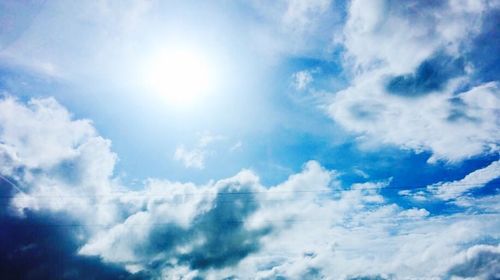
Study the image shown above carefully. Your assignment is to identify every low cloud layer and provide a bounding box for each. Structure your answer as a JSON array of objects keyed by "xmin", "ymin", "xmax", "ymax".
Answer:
[{"xmin": 0, "ymin": 97, "xmax": 499, "ymax": 279}]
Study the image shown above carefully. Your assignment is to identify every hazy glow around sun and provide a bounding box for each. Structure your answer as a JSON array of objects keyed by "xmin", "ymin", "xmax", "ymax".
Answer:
[{"xmin": 143, "ymin": 48, "xmax": 218, "ymax": 107}]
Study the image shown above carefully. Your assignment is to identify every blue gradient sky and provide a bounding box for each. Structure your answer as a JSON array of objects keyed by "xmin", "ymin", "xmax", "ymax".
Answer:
[{"xmin": 0, "ymin": 1, "xmax": 499, "ymax": 279}]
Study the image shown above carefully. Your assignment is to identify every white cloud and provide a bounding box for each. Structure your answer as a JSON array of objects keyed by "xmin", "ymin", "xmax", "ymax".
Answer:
[
  {"xmin": 0, "ymin": 96, "xmax": 120, "ymax": 226},
  {"xmin": 454, "ymin": 194, "xmax": 500, "ymax": 213},
  {"xmin": 173, "ymin": 145, "xmax": 206, "ymax": 169},
  {"xmin": 212, "ymin": 164, "xmax": 498, "ymax": 279},
  {"xmin": 248, "ymin": 0, "xmax": 339, "ymax": 58},
  {"xmin": 0, "ymin": 97, "xmax": 97, "ymax": 170},
  {"xmin": 399, "ymin": 159, "xmax": 500, "ymax": 203},
  {"xmin": 0, "ymin": 52, "xmax": 62, "ymax": 79},
  {"xmin": 1, "ymin": 96, "xmax": 499, "ymax": 279},
  {"xmin": 281, "ymin": 0, "xmax": 332, "ymax": 34},
  {"xmin": 291, "ymin": 69, "xmax": 315, "ymax": 91},
  {"xmin": 173, "ymin": 132, "xmax": 223, "ymax": 169},
  {"xmin": 343, "ymin": 0, "xmax": 488, "ymax": 74},
  {"xmin": 1, "ymin": 1, "xmax": 498, "ymax": 278},
  {"xmin": 428, "ymin": 159, "xmax": 500, "ymax": 200},
  {"xmin": 230, "ymin": 140, "xmax": 243, "ymax": 152},
  {"xmin": 352, "ymin": 168, "xmax": 370, "ymax": 179},
  {"xmin": 329, "ymin": 78, "xmax": 500, "ymax": 163},
  {"xmin": 447, "ymin": 244, "xmax": 500, "ymax": 279},
  {"xmin": 327, "ymin": 0, "xmax": 500, "ymax": 162}
]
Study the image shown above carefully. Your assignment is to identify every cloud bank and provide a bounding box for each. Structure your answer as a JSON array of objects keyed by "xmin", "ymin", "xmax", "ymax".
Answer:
[{"xmin": 1, "ymin": 96, "xmax": 499, "ymax": 279}]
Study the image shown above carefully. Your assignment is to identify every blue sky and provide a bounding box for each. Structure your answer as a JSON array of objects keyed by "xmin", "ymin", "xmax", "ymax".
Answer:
[{"xmin": 0, "ymin": 0, "xmax": 499, "ymax": 279}]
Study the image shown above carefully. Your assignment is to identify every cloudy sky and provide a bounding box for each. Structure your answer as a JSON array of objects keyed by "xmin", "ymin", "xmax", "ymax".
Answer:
[{"xmin": 0, "ymin": 0, "xmax": 499, "ymax": 279}]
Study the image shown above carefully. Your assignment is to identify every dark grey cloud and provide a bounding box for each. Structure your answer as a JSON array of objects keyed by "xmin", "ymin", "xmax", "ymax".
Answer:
[
  {"xmin": 386, "ymin": 53, "xmax": 465, "ymax": 96},
  {"xmin": 0, "ymin": 179, "xmax": 139, "ymax": 280},
  {"xmin": 386, "ymin": 9, "xmax": 499, "ymax": 99},
  {"xmin": 178, "ymin": 186, "xmax": 271, "ymax": 270},
  {"xmin": 260, "ymin": 268, "xmax": 325, "ymax": 280},
  {"xmin": 114, "ymin": 183, "xmax": 272, "ymax": 274},
  {"xmin": 349, "ymin": 103, "xmax": 385, "ymax": 121},
  {"xmin": 446, "ymin": 96, "xmax": 480, "ymax": 123},
  {"xmin": 447, "ymin": 247, "xmax": 500, "ymax": 280},
  {"xmin": 300, "ymin": 267, "xmax": 325, "ymax": 279},
  {"xmin": 467, "ymin": 9, "xmax": 500, "ymax": 84}
]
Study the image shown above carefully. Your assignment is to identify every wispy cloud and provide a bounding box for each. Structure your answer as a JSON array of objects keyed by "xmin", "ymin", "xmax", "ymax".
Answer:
[
  {"xmin": 229, "ymin": 140, "xmax": 243, "ymax": 152},
  {"xmin": 398, "ymin": 159, "xmax": 500, "ymax": 203},
  {"xmin": 174, "ymin": 145, "xmax": 207, "ymax": 169},
  {"xmin": 428, "ymin": 160, "xmax": 500, "ymax": 200},
  {"xmin": 173, "ymin": 132, "xmax": 224, "ymax": 169},
  {"xmin": 291, "ymin": 69, "xmax": 315, "ymax": 91}
]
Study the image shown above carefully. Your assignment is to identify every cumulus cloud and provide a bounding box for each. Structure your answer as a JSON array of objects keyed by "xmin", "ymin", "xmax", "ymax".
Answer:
[
  {"xmin": 0, "ymin": 204, "xmax": 135, "ymax": 279},
  {"xmin": 330, "ymin": 79, "xmax": 499, "ymax": 162},
  {"xmin": 0, "ymin": 97, "xmax": 98, "ymax": 170},
  {"xmin": 0, "ymin": 97, "xmax": 121, "ymax": 227},
  {"xmin": 2, "ymin": 1, "xmax": 499, "ymax": 278},
  {"xmin": 327, "ymin": 0, "xmax": 500, "ymax": 162},
  {"xmin": 342, "ymin": 0, "xmax": 488, "ymax": 73},
  {"xmin": 79, "ymin": 170, "xmax": 270, "ymax": 273},
  {"xmin": 446, "ymin": 245, "xmax": 500, "ymax": 279},
  {"xmin": 0, "ymin": 97, "xmax": 135, "ymax": 279},
  {"xmin": 1, "ymin": 97, "xmax": 499, "ymax": 278}
]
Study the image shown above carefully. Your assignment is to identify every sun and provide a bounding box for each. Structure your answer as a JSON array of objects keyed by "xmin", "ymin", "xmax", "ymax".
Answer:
[{"xmin": 143, "ymin": 48, "xmax": 217, "ymax": 107}]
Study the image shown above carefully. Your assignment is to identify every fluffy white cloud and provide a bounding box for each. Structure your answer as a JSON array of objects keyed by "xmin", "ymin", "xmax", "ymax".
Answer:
[
  {"xmin": 329, "ymin": 78, "xmax": 500, "ymax": 162},
  {"xmin": 327, "ymin": 0, "xmax": 500, "ymax": 162},
  {"xmin": 343, "ymin": 0, "xmax": 489, "ymax": 73},
  {"xmin": 1, "ymin": 97, "xmax": 499, "ymax": 279},
  {"xmin": 447, "ymin": 244, "xmax": 500, "ymax": 279},
  {"xmin": 0, "ymin": 96, "xmax": 120, "ymax": 226},
  {"xmin": 0, "ymin": 97, "xmax": 97, "ymax": 170},
  {"xmin": 80, "ymin": 170, "xmax": 264, "ymax": 273}
]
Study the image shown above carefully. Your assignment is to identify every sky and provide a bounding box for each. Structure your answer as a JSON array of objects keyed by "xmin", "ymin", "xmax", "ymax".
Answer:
[{"xmin": 0, "ymin": 0, "xmax": 499, "ymax": 279}]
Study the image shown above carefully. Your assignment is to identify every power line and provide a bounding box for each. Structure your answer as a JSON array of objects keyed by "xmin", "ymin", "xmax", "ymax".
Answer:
[
  {"xmin": 2, "ymin": 177, "xmax": 498, "ymax": 227},
  {"xmin": 2, "ymin": 212, "xmax": 499, "ymax": 227},
  {"xmin": 0, "ymin": 174, "xmax": 25, "ymax": 193},
  {"xmin": 0, "ymin": 182, "xmax": 497, "ymax": 199}
]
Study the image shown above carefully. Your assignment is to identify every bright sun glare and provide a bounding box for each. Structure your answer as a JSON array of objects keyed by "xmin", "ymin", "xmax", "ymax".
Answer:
[{"xmin": 143, "ymin": 48, "xmax": 217, "ymax": 106}]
